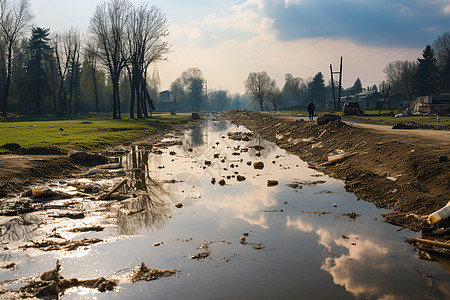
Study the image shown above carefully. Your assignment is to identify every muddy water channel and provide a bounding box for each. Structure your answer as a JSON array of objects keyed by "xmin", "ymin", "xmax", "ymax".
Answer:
[{"xmin": 1, "ymin": 115, "xmax": 450, "ymax": 299}]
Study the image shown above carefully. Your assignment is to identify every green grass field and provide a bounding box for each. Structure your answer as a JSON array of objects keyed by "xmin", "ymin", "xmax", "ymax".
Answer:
[{"xmin": 0, "ymin": 114, "xmax": 191, "ymax": 152}]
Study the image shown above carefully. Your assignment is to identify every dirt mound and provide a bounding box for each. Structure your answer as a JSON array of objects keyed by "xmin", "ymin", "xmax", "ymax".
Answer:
[{"xmin": 223, "ymin": 111, "xmax": 449, "ymax": 231}]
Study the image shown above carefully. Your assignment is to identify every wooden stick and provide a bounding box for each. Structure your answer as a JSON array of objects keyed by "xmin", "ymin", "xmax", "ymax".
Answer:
[
  {"xmin": 99, "ymin": 179, "xmax": 127, "ymax": 200},
  {"xmin": 408, "ymin": 238, "xmax": 450, "ymax": 250}
]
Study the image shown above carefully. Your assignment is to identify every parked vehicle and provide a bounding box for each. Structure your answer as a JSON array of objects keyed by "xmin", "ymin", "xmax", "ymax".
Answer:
[{"xmin": 342, "ymin": 101, "xmax": 364, "ymax": 116}]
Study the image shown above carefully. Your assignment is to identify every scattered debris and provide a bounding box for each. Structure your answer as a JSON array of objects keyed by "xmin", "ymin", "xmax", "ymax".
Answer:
[
  {"xmin": 1, "ymin": 262, "xmax": 15, "ymax": 269},
  {"xmin": 328, "ymin": 151, "xmax": 346, "ymax": 163},
  {"xmin": 191, "ymin": 113, "xmax": 201, "ymax": 120},
  {"xmin": 250, "ymin": 145, "xmax": 264, "ymax": 151},
  {"xmin": 22, "ymin": 189, "xmax": 71, "ymax": 199},
  {"xmin": 267, "ymin": 180, "xmax": 278, "ymax": 187},
  {"xmin": 69, "ymin": 226, "xmax": 104, "ymax": 233},
  {"xmin": 321, "ymin": 151, "xmax": 358, "ymax": 166},
  {"xmin": 392, "ymin": 122, "xmax": 436, "ymax": 130},
  {"xmin": 410, "ymin": 182, "xmax": 429, "ymax": 193},
  {"xmin": 153, "ymin": 140, "xmax": 183, "ymax": 148},
  {"xmin": 317, "ymin": 114, "xmax": 341, "ymax": 125},
  {"xmin": 439, "ymin": 155, "xmax": 448, "ymax": 162},
  {"xmin": 68, "ymin": 150, "xmax": 108, "ymax": 165},
  {"xmin": 237, "ymin": 175, "xmax": 246, "ymax": 182},
  {"xmin": 227, "ymin": 132, "xmax": 253, "ymax": 141},
  {"xmin": 51, "ymin": 212, "xmax": 85, "ymax": 219},
  {"xmin": 253, "ymin": 162, "xmax": 264, "ymax": 169},
  {"xmin": 252, "ymin": 242, "xmax": 265, "ymax": 250},
  {"xmin": 99, "ymin": 179, "xmax": 128, "ymax": 200},
  {"xmin": 302, "ymin": 211, "xmax": 331, "ymax": 216},
  {"xmin": 343, "ymin": 212, "xmax": 360, "ymax": 220},
  {"xmin": 130, "ymin": 262, "xmax": 177, "ymax": 282},
  {"xmin": 20, "ymin": 238, "xmax": 102, "ymax": 251},
  {"xmin": 427, "ymin": 201, "xmax": 450, "ymax": 225},
  {"xmin": 18, "ymin": 260, "xmax": 118, "ymax": 298}
]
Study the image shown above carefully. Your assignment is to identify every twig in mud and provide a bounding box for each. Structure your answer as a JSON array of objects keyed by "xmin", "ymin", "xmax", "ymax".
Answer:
[
  {"xmin": 99, "ymin": 178, "xmax": 127, "ymax": 200},
  {"xmin": 7, "ymin": 182, "xmax": 22, "ymax": 193}
]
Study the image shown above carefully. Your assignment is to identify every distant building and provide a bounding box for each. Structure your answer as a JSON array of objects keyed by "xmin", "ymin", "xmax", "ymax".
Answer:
[
  {"xmin": 354, "ymin": 90, "xmax": 383, "ymax": 109},
  {"xmin": 411, "ymin": 94, "xmax": 450, "ymax": 114},
  {"xmin": 157, "ymin": 90, "xmax": 174, "ymax": 112},
  {"xmin": 377, "ymin": 92, "xmax": 408, "ymax": 110},
  {"xmin": 338, "ymin": 90, "xmax": 382, "ymax": 109}
]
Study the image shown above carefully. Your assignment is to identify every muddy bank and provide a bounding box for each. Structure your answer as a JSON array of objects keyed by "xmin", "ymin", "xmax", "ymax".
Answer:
[
  {"xmin": 0, "ymin": 118, "xmax": 196, "ymax": 198},
  {"xmin": 222, "ymin": 111, "xmax": 449, "ymax": 231}
]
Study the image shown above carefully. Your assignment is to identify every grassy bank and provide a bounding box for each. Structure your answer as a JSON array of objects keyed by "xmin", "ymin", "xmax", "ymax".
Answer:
[
  {"xmin": 349, "ymin": 110, "xmax": 450, "ymax": 126},
  {"xmin": 284, "ymin": 109, "xmax": 449, "ymax": 126},
  {"xmin": 0, "ymin": 114, "xmax": 191, "ymax": 152}
]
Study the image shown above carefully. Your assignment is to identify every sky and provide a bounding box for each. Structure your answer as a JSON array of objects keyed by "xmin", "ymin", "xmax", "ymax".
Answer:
[{"xmin": 28, "ymin": 0, "xmax": 450, "ymax": 94}]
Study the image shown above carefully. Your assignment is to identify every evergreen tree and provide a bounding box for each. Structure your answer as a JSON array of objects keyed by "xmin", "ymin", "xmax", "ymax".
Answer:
[
  {"xmin": 415, "ymin": 45, "xmax": 438, "ymax": 96},
  {"xmin": 27, "ymin": 27, "xmax": 52, "ymax": 114},
  {"xmin": 351, "ymin": 78, "xmax": 363, "ymax": 94},
  {"xmin": 308, "ymin": 72, "xmax": 325, "ymax": 108}
]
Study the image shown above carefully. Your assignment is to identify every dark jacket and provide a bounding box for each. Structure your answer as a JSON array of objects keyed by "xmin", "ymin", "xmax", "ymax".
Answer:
[{"xmin": 307, "ymin": 103, "xmax": 315, "ymax": 112}]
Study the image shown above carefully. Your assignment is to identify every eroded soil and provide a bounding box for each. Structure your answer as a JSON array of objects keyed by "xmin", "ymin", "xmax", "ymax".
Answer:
[{"xmin": 222, "ymin": 111, "xmax": 450, "ymax": 231}]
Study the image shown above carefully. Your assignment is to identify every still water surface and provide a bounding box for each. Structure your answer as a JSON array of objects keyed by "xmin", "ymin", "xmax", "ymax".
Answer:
[{"xmin": 1, "ymin": 116, "xmax": 449, "ymax": 299}]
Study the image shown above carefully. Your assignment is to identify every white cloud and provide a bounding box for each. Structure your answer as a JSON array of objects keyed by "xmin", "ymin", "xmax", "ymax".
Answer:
[{"xmin": 443, "ymin": 4, "xmax": 450, "ymax": 14}]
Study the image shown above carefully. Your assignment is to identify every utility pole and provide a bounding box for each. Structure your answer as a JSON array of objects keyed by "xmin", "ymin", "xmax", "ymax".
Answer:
[
  {"xmin": 205, "ymin": 80, "xmax": 208, "ymax": 111},
  {"xmin": 338, "ymin": 56, "xmax": 343, "ymax": 110},
  {"xmin": 330, "ymin": 64, "xmax": 336, "ymax": 110},
  {"xmin": 330, "ymin": 56, "xmax": 343, "ymax": 110}
]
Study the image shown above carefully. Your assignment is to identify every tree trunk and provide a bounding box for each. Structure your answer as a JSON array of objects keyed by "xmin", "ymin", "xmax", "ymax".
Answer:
[
  {"xmin": 92, "ymin": 64, "xmax": 99, "ymax": 113},
  {"xmin": 2, "ymin": 45, "xmax": 13, "ymax": 117}
]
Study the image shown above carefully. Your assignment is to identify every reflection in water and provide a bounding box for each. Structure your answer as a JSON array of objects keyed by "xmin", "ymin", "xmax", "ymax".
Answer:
[
  {"xmin": 115, "ymin": 146, "xmax": 171, "ymax": 235},
  {"xmin": 185, "ymin": 125, "xmax": 205, "ymax": 150},
  {"xmin": 248, "ymin": 134, "xmax": 277, "ymax": 159},
  {"xmin": 287, "ymin": 215, "xmax": 450, "ymax": 299}
]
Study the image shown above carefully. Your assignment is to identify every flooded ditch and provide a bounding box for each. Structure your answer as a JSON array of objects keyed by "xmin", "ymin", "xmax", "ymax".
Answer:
[{"xmin": 1, "ymin": 115, "xmax": 449, "ymax": 299}]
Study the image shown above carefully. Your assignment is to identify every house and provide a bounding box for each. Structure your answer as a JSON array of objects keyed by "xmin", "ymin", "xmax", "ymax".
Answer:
[
  {"xmin": 354, "ymin": 90, "xmax": 383, "ymax": 109},
  {"xmin": 156, "ymin": 90, "xmax": 174, "ymax": 112},
  {"xmin": 338, "ymin": 90, "xmax": 382, "ymax": 109},
  {"xmin": 411, "ymin": 94, "xmax": 450, "ymax": 114},
  {"xmin": 377, "ymin": 92, "xmax": 408, "ymax": 110}
]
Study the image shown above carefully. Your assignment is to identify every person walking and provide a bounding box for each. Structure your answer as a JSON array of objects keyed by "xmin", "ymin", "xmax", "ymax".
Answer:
[{"xmin": 307, "ymin": 100, "xmax": 315, "ymax": 121}]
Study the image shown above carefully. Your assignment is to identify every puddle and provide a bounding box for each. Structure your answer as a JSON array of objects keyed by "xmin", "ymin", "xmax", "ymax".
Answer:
[{"xmin": 1, "ymin": 115, "xmax": 449, "ymax": 299}]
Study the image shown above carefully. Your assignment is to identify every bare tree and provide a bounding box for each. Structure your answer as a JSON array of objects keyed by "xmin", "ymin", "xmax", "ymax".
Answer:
[
  {"xmin": 244, "ymin": 71, "xmax": 278, "ymax": 110},
  {"xmin": 85, "ymin": 42, "xmax": 100, "ymax": 113},
  {"xmin": 89, "ymin": 0, "xmax": 131, "ymax": 119},
  {"xmin": 52, "ymin": 30, "xmax": 80, "ymax": 114},
  {"xmin": 433, "ymin": 32, "xmax": 450, "ymax": 67},
  {"xmin": 0, "ymin": 0, "xmax": 32, "ymax": 116},
  {"xmin": 125, "ymin": 3, "xmax": 169, "ymax": 118},
  {"xmin": 432, "ymin": 32, "xmax": 450, "ymax": 92},
  {"xmin": 383, "ymin": 60, "xmax": 417, "ymax": 101},
  {"xmin": 66, "ymin": 29, "xmax": 81, "ymax": 114}
]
